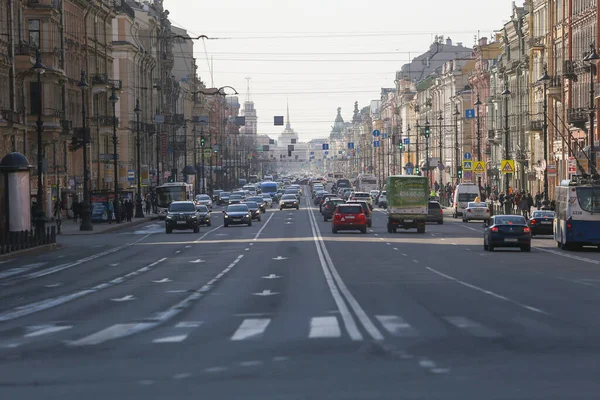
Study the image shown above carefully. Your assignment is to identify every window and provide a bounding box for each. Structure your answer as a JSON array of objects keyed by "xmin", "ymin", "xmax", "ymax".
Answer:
[
  {"xmin": 30, "ymin": 82, "xmax": 41, "ymax": 115},
  {"xmin": 28, "ymin": 19, "xmax": 40, "ymax": 49}
]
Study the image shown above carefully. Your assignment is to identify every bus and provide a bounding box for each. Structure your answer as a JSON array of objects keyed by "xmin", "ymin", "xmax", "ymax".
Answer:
[
  {"xmin": 356, "ymin": 174, "xmax": 378, "ymax": 192},
  {"xmin": 156, "ymin": 182, "xmax": 193, "ymax": 219},
  {"xmin": 260, "ymin": 181, "xmax": 278, "ymax": 199},
  {"xmin": 248, "ymin": 175, "xmax": 259, "ymax": 184},
  {"xmin": 554, "ymin": 177, "xmax": 600, "ymax": 250}
]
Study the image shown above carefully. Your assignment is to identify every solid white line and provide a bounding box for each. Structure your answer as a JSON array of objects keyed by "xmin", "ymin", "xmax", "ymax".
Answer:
[
  {"xmin": 426, "ymin": 267, "xmax": 550, "ymax": 315},
  {"xmin": 444, "ymin": 316, "xmax": 501, "ymax": 338},
  {"xmin": 194, "ymin": 225, "xmax": 223, "ymax": 242},
  {"xmin": 24, "ymin": 325, "xmax": 72, "ymax": 338},
  {"xmin": 70, "ymin": 323, "xmax": 155, "ymax": 346},
  {"xmin": 175, "ymin": 321, "xmax": 203, "ymax": 328},
  {"xmin": 307, "ymin": 194, "xmax": 384, "ymax": 341},
  {"xmin": 308, "ymin": 316, "xmax": 341, "ymax": 338},
  {"xmin": 231, "ymin": 318, "xmax": 271, "ymax": 341},
  {"xmin": 375, "ymin": 315, "xmax": 418, "ymax": 337},
  {"xmin": 253, "ymin": 212, "xmax": 275, "ymax": 241},
  {"xmin": 0, "ymin": 263, "xmax": 47, "ymax": 280},
  {"xmin": 153, "ymin": 334, "xmax": 188, "ymax": 343},
  {"xmin": 535, "ymin": 247, "xmax": 600, "ymax": 265}
]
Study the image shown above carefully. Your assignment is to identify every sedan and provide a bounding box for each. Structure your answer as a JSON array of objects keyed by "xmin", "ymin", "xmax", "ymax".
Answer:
[
  {"xmin": 194, "ymin": 194, "xmax": 213, "ymax": 211},
  {"xmin": 262, "ymin": 194, "xmax": 274, "ymax": 207},
  {"xmin": 346, "ymin": 200, "xmax": 372, "ymax": 228},
  {"xmin": 242, "ymin": 201, "xmax": 262, "ymax": 221},
  {"xmin": 313, "ymin": 191, "xmax": 329, "ymax": 206},
  {"xmin": 322, "ymin": 198, "xmax": 345, "ymax": 221},
  {"xmin": 528, "ymin": 210, "xmax": 555, "ymax": 236},
  {"xmin": 223, "ymin": 204, "xmax": 252, "ymax": 227},
  {"xmin": 247, "ymin": 196, "xmax": 267, "ymax": 213},
  {"xmin": 463, "ymin": 202, "xmax": 490, "ymax": 222},
  {"xmin": 484, "ymin": 215, "xmax": 531, "ymax": 252},
  {"xmin": 280, "ymin": 194, "xmax": 300, "ymax": 210},
  {"xmin": 218, "ymin": 192, "xmax": 231, "ymax": 205},
  {"xmin": 331, "ymin": 204, "xmax": 368, "ymax": 234},
  {"xmin": 228, "ymin": 194, "xmax": 244, "ymax": 205},
  {"xmin": 195, "ymin": 204, "xmax": 212, "ymax": 226}
]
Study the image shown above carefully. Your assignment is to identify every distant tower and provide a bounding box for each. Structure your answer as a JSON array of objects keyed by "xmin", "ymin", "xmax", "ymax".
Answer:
[
  {"xmin": 245, "ymin": 76, "xmax": 251, "ymax": 102},
  {"xmin": 285, "ymin": 99, "xmax": 291, "ymax": 131},
  {"xmin": 242, "ymin": 76, "xmax": 257, "ymax": 135}
]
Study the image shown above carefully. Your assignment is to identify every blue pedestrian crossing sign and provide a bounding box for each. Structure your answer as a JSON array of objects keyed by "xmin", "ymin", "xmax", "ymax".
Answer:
[
  {"xmin": 322, "ymin": 143, "xmax": 329, "ymax": 150},
  {"xmin": 373, "ymin": 141, "xmax": 380, "ymax": 147},
  {"xmin": 348, "ymin": 142, "xmax": 354, "ymax": 149},
  {"xmin": 463, "ymin": 161, "xmax": 473, "ymax": 171},
  {"xmin": 382, "ymin": 133, "xmax": 388, "ymax": 139},
  {"xmin": 465, "ymin": 109, "xmax": 475, "ymax": 119},
  {"xmin": 463, "ymin": 152, "xmax": 472, "ymax": 160},
  {"xmin": 372, "ymin": 129, "xmax": 381, "ymax": 137},
  {"xmin": 403, "ymin": 138, "xmax": 410, "ymax": 145}
]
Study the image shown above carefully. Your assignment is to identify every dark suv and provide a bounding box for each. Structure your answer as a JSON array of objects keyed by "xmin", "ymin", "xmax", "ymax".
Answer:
[
  {"xmin": 165, "ymin": 201, "xmax": 200, "ymax": 233},
  {"xmin": 427, "ymin": 201, "xmax": 443, "ymax": 224}
]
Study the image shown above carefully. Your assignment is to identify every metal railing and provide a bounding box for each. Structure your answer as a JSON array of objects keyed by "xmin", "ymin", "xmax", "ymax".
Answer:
[{"xmin": 0, "ymin": 227, "xmax": 56, "ymax": 255}]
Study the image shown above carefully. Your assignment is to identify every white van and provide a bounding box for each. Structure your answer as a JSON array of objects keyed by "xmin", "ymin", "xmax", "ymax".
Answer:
[{"xmin": 452, "ymin": 183, "xmax": 480, "ymax": 217}]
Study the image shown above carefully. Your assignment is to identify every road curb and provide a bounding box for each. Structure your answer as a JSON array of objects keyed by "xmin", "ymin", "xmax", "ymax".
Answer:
[
  {"xmin": 59, "ymin": 216, "xmax": 159, "ymax": 236},
  {"xmin": 0, "ymin": 243, "xmax": 61, "ymax": 261}
]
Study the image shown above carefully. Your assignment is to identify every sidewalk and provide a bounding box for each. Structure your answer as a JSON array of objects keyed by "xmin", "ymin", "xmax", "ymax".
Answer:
[{"xmin": 54, "ymin": 214, "xmax": 159, "ymax": 235}]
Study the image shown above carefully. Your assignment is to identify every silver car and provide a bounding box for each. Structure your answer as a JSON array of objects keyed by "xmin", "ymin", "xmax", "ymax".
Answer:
[
  {"xmin": 463, "ymin": 202, "xmax": 491, "ymax": 222},
  {"xmin": 195, "ymin": 194, "xmax": 213, "ymax": 211}
]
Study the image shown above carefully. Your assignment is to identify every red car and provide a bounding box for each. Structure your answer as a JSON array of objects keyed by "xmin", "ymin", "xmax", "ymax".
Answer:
[{"xmin": 331, "ymin": 204, "xmax": 368, "ymax": 234}]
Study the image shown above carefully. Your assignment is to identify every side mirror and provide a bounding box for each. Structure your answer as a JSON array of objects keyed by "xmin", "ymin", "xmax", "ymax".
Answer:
[{"xmin": 222, "ymin": 210, "xmax": 226, "ymax": 213}]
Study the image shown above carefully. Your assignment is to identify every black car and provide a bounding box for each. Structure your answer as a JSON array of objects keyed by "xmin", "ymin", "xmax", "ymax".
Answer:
[
  {"xmin": 280, "ymin": 194, "xmax": 300, "ymax": 210},
  {"xmin": 165, "ymin": 201, "xmax": 201, "ymax": 234},
  {"xmin": 243, "ymin": 201, "xmax": 262, "ymax": 221},
  {"xmin": 427, "ymin": 201, "xmax": 443, "ymax": 224},
  {"xmin": 528, "ymin": 210, "xmax": 554, "ymax": 235},
  {"xmin": 195, "ymin": 204, "xmax": 212, "ymax": 226},
  {"xmin": 212, "ymin": 190, "xmax": 224, "ymax": 203},
  {"xmin": 228, "ymin": 194, "xmax": 243, "ymax": 205},
  {"xmin": 322, "ymin": 198, "xmax": 345, "ymax": 221},
  {"xmin": 223, "ymin": 204, "xmax": 252, "ymax": 227},
  {"xmin": 218, "ymin": 192, "xmax": 231, "ymax": 205},
  {"xmin": 484, "ymin": 215, "xmax": 531, "ymax": 252},
  {"xmin": 247, "ymin": 196, "xmax": 267, "ymax": 213}
]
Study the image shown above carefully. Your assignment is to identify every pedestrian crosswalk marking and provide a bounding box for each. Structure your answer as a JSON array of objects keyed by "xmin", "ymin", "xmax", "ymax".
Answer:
[
  {"xmin": 308, "ymin": 317, "xmax": 341, "ymax": 338},
  {"xmin": 375, "ymin": 315, "xmax": 418, "ymax": 337},
  {"xmin": 444, "ymin": 316, "xmax": 500, "ymax": 338},
  {"xmin": 153, "ymin": 335, "xmax": 188, "ymax": 343},
  {"xmin": 231, "ymin": 318, "xmax": 271, "ymax": 341}
]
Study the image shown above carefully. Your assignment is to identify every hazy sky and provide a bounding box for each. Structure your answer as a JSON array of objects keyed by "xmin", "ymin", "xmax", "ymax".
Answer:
[{"xmin": 164, "ymin": 0, "xmax": 519, "ymax": 141}]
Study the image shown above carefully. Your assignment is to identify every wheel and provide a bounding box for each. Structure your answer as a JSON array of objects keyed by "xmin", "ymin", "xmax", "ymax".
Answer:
[
  {"xmin": 280, "ymin": 207, "xmax": 283, "ymax": 211},
  {"xmin": 462, "ymin": 218, "xmax": 467, "ymax": 223},
  {"xmin": 488, "ymin": 244, "xmax": 494, "ymax": 252},
  {"xmin": 224, "ymin": 223, "xmax": 228, "ymax": 227},
  {"xmin": 208, "ymin": 221, "xmax": 212, "ymax": 227},
  {"xmin": 248, "ymin": 221, "xmax": 252, "ymax": 226},
  {"xmin": 166, "ymin": 228, "xmax": 172, "ymax": 234},
  {"xmin": 561, "ymin": 241, "xmax": 571, "ymax": 251},
  {"xmin": 367, "ymin": 221, "xmax": 372, "ymax": 228},
  {"xmin": 296, "ymin": 206, "xmax": 299, "ymax": 210},
  {"xmin": 258, "ymin": 216, "xmax": 261, "ymax": 221},
  {"xmin": 483, "ymin": 241, "xmax": 488, "ymax": 251},
  {"xmin": 193, "ymin": 226, "xmax": 200, "ymax": 233},
  {"xmin": 360, "ymin": 227, "xmax": 367, "ymax": 234},
  {"xmin": 521, "ymin": 245, "xmax": 531, "ymax": 252},
  {"xmin": 332, "ymin": 226, "xmax": 338, "ymax": 234}
]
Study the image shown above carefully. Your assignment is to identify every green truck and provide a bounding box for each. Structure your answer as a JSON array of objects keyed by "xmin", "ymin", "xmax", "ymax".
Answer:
[{"xmin": 386, "ymin": 175, "xmax": 429, "ymax": 233}]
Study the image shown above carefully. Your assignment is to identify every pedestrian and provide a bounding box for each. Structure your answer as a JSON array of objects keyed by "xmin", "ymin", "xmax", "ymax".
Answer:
[
  {"xmin": 113, "ymin": 197, "xmax": 121, "ymax": 223},
  {"xmin": 72, "ymin": 199, "xmax": 80, "ymax": 222},
  {"xmin": 107, "ymin": 199, "xmax": 114, "ymax": 224},
  {"xmin": 519, "ymin": 195, "xmax": 529, "ymax": 219},
  {"xmin": 145, "ymin": 197, "xmax": 151, "ymax": 214},
  {"xmin": 53, "ymin": 199, "xmax": 62, "ymax": 220},
  {"xmin": 126, "ymin": 200, "xmax": 134, "ymax": 222},
  {"xmin": 120, "ymin": 199, "xmax": 127, "ymax": 222},
  {"xmin": 526, "ymin": 193, "xmax": 534, "ymax": 215}
]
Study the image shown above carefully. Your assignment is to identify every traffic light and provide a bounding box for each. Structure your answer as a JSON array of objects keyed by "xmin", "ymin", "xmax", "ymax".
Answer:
[
  {"xmin": 398, "ymin": 142, "xmax": 403, "ymax": 150},
  {"xmin": 200, "ymin": 137, "xmax": 205, "ymax": 147},
  {"xmin": 415, "ymin": 166, "xmax": 420, "ymax": 175},
  {"xmin": 457, "ymin": 166, "xmax": 463, "ymax": 179},
  {"xmin": 424, "ymin": 122, "xmax": 430, "ymax": 138}
]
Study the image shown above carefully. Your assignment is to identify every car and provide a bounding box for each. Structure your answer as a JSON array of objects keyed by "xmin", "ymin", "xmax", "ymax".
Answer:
[
  {"xmin": 528, "ymin": 210, "xmax": 555, "ymax": 236},
  {"xmin": 284, "ymin": 188, "xmax": 300, "ymax": 200},
  {"xmin": 262, "ymin": 193, "xmax": 274, "ymax": 207},
  {"xmin": 212, "ymin": 190, "xmax": 224, "ymax": 203},
  {"xmin": 223, "ymin": 204, "xmax": 252, "ymax": 227},
  {"xmin": 280, "ymin": 194, "xmax": 300, "ymax": 210},
  {"xmin": 320, "ymin": 194, "xmax": 337, "ymax": 213},
  {"xmin": 377, "ymin": 191, "xmax": 387, "ymax": 208},
  {"xmin": 232, "ymin": 190, "xmax": 247, "ymax": 200},
  {"xmin": 483, "ymin": 215, "xmax": 531, "ymax": 252},
  {"xmin": 228, "ymin": 194, "xmax": 244, "ymax": 205},
  {"xmin": 165, "ymin": 201, "xmax": 201, "ymax": 234},
  {"xmin": 247, "ymin": 196, "xmax": 267, "ymax": 213},
  {"xmin": 427, "ymin": 201, "xmax": 444, "ymax": 224},
  {"xmin": 322, "ymin": 198, "xmax": 346, "ymax": 221},
  {"xmin": 288, "ymin": 184, "xmax": 302, "ymax": 195},
  {"xmin": 347, "ymin": 200, "xmax": 373, "ymax": 228},
  {"xmin": 349, "ymin": 192, "xmax": 373, "ymax": 206},
  {"xmin": 463, "ymin": 202, "xmax": 491, "ymax": 222},
  {"xmin": 194, "ymin": 194, "xmax": 213, "ymax": 211},
  {"xmin": 369, "ymin": 190, "xmax": 380, "ymax": 200},
  {"xmin": 331, "ymin": 203, "xmax": 368, "ymax": 234},
  {"xmin": 313, "ymin": 191, "xmax": 329, "ymax": 206},
  {"xmin": 195, "ymin": 204, "xmax": 212, "ymax": 226},
  {"xmin": 242, "ymin": 201, "xmax": 262, "ymax": 221},
  {"xmin": 218, "ymin": 191, "xmax": 231, "ymax": 205},
  {"xmin": 341, "ymin": 189, "xmax": 353, "ymax": 200}
]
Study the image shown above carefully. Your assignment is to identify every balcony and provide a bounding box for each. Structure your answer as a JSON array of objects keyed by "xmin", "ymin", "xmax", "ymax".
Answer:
[
  {"xmin": 529, "ymin": 36, "xmax": 545, "ymax": 49},
  {"xmin": 14, "ymin": 42, "xmax": 36, "ymax": 70},
  {"xmin": 567, "ymin": 108, "xmax": 588, "ymax": 128},
  {"xmin": 91, "ymin": 115, "xmax": 118, "ymax": 127},
  {"xmin": 548, "ymin": 76, "xmax": 562, "ymax": 99},
  {"xmin": 528, "ymin": 119, "xmax": 543, "ymax": 132}
]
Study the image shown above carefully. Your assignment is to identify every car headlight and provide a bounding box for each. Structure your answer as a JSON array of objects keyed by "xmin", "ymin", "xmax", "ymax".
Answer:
[
  {"xmin": 224, "ymin": 215, "xmax": 229, "ymax": 218},
  {"xmin": 247, "ymin": 214, "xmax": 251, "ymax": 218},
  {"xmin": 166, "ymin": 215, "xmax": 173, "ymax": 220}
]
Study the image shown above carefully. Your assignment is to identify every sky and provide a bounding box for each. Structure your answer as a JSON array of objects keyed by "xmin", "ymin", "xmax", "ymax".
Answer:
[{"xmin": 164, "ymin": 0, "xmax": 519, "ymax": 142}]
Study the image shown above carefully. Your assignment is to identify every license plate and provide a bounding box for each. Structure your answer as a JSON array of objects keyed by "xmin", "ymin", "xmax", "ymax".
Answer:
[
  {"xmin": 504, "ymin": 238, "xmax": 518, "ymax": 242},
  {"xmin": 541, "ymin": 221, "xmax": 552, "ymax": 225},
  {"xmin": 404, "ymin": 220, "xmax": 413, "ymax": 223},
  {"xmin": 177, "ymin": 221, "xmax": 187, "ymax": 225},
  {"xmin": 233, "ymin": 218, "xmax": 241, "ymax": 221},
  {"xmin": 345, "ymin": 216, "xmax": 355, "ymax": 219}
]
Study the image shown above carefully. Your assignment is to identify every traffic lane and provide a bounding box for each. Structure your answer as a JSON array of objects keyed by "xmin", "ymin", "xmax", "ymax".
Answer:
[{"xmin": 0, "ymin": 219, "xmax": 262, "ymax": 351}]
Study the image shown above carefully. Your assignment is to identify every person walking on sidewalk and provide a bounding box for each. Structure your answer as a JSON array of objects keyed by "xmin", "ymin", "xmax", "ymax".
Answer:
[
  {"xmin": 113, "ymin": 197, "xmax": 121, "ymax": 223},
  {"xmin": 107, "ymin": 200, "xmax": 114, "ymax": 224},
  {"xmin": 125, "ymin": 200, "xmax": 134, "ymax": 222},
  {"xmin": 72, "ymin": 199, "xmax": 80, "ymax": 222},
  {"xmin": 145, "ymin": 197, "xmax": 151, "ymax": 215}
]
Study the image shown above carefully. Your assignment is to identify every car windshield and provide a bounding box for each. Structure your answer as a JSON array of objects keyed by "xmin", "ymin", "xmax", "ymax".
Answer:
[
  {"xmin": 230, "ymin": 195, "xmax": 242, "ymax": 199},
  {"xmin": 337, "ymin": 205, "xmax": 362, "ymax": 214},
  {"xmin": 196, "ymin": 195, "xmax": 210, "ymax": 201},
  {"xmin": 243, "ymin": 202, "xmax": 258, "ymax": 209},
  {"xmin": 282, "ymin": 195, "xmax": 297, "ymax": 200},
  {"xmin": 169, "ymin": 203, "xmax": 195, "ymax": 212},
  {"xmin": 494, "ymin": 216, "xmax": 526, "ymax": 225},
  {"xmin": 227, "ymin": 205, "xmax": 248, "ymax": 212},
  {"xmin": 249, "ymin": 197, "xmax": 263, "ymax": 202},
  {"xmin": 219, "ymin": 192, "xmax": 231, "ymax": 198},
  {"xmin": 532, "ymin": 211, "xmax": 554, "ymax": 218},
  {"xmin": 195, "ymin": 205, "xmax": 209, "ymax": 212},
  {"xmin": 468, "ymin": 202, "xmax": 487, "ymax": 208}
]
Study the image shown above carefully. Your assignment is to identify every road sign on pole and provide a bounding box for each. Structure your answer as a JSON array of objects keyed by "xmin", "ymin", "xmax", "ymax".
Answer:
[
  {"xmin": 462, "ymin": 161, "xmax": 473, "ymax": 171},
  {"xmin": 465, "ymin": 109, "xmax": 475, "ymax": 119},
  {"xmin": 403, "ymin": 138, "xmax": 410, "ymax": 145},
  {"xmin": 473, "ymin": 161, "xmax": 486, "ymax": 174},
  {"xmin": 463, "ymin": 152, "xmax": 472, "ymax": 160},
  {"xmin": 372, "ymin": 129, "xmax": 381, "ymax": 137},
  {"xmin": 501, "ymin": 160, "xmax": 515, "ymax": 174}
]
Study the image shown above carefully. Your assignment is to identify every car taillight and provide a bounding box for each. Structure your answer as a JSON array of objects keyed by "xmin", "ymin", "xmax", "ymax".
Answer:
[
  {"xmin": 530, "ymin": 219, "xmax": 536, "ymax": 225},
  {"xmin": 523, "ymin": 227, "xmax": 531, "ymax": 233},
  {"xmin": 467, "ymin": 209, "xmax": 471, "ymax": 213},
  {"xmin": 334, "ymin": 213, "xmax": 341, "ymax": 220},
  {"xmin": 491, "ymin": 227, "xmax": 499, "ymax": 232},
  {"xmin": 485, "ymin": 209, "xmax": 490, "ymax": 213},
  {"xmin": 358, "ymin": 213, "xmax": 366, "ymax": 222},
  {"xmin": 567, "ymin": 217, "xmax": 572, "ymax": 230}
]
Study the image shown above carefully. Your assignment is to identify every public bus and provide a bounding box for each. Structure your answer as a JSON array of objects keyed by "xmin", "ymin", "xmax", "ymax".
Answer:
[
  {"xmin": 554, "ymin": 177, "xmax": 600, "ymax": 250},
  {"xmin": 356, "ymin": 174, "xmax": 378, "ymax": 192},
  {"xmin": 248, "ymin": 175, "xmax": 259, "ymax": 184},
  {"xmin": 156, "ymin": 182, "xmax": 194, "ymax": 219}
]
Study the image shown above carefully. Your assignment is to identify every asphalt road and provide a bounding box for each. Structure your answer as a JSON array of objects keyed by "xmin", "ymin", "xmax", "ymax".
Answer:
[{"xmin": 1, "ymin": 189, "xmax": 600, "ymax": 399}]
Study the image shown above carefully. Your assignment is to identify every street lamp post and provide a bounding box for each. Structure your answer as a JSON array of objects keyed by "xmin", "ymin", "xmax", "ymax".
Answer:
[
  {"xmin": 78, "ymin": 70, "xmax": 93, "ymax": 231},
  {"xmin": 134, "ymin": 99, "xmax": 144, "ymax": 218},
  {"xmin": 109, "ymin": 88, "xmax": 120, "ymax": 223},
  {"xmin": 32, "ymin": 49, "xmax": 46, "ymax": 237},
  {"xmin": 538, "ymin": 65, "xmax": 551, "ymax": 206},
  {"xmin": 453, "ymin": 104, "xmax": 460, "ymax": 184},
  {"xmin": 424, "ymin": 119, "xmax": 430, "ymax": 185},
  {"xmin": 415, "ymin": 121, "xmax": 421, "ymax": 176},
  {"xmin": 438, "ymin": 111, "xmax": 444, "ymax": 193},
  {"xmin": 474, "ymin": 94, "xmax": 482, "ymax": 191},
  {"xmin": 584, "ymin": 43, "xmax": 600, "ymax": 175},
  {"xmin": 502, "ymin": 76, "xmax": 512, "ymax": 213}
]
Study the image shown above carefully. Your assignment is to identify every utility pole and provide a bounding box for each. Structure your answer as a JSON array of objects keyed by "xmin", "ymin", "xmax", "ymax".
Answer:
[
  {"xmin": 502, "ymin": 76, "xmax": 512, "ymax": 213},
  {"xmin": 453, "ymin": 104, "xmax": 461, "ymax": 184},
  {"xmin": 438, "ymin": 111, "xmax": 443, "ymax": 194},
  {"xmin": 475, "ymin": 94, "xmax": 482, "ymax": 191}
]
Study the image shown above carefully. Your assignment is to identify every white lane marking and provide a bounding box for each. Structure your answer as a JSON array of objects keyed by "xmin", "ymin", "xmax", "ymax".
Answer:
[
  {"xmin": 272, "ymin": 256, "xmax": 287, "ymax": 260},
  {"xmin": 153, "ymin": 278, "xmax": 172, "ymax": 283},
  {"xmin": 204, "ymin": 366, "xmax": 228, "ymax": 373},
  {"xmin": 375, "ymin": 315, "xmax": 418, "ymax": 337},
  {"xmin": 262, "ymin": 274, "xmax": 281, "ymax": 279},
  {"xmin": 418, "ymin": 359, "xmax": 437, "ymax": 368},
  {"xmin": 412, "ymin": 259, "xmax": 419, "ymax": 263},
  {"xmin": 308, "ymin": 316, "xmax": 341, "ymax": 338},
  {"xmin": 111, "ymin": 295, "xmax": 136, "ymax": 302},
  {"xmin": 70, "ymin": 323, "xmax": 155, "ymax": 346},
  {"xmin": 0, "ymin": 263, "xmax": 48, "ymax": 280},
  {"xmin": 393, "ymin": 248, "xmax": 399, "ymax": 251},
  {"xmin": 23, "ymin": 234, "xmax": 151, "ymax": 280},
  {"xmin": 273, "ymin": 356, "xmax": 289, "ymax": 362},
  {"xmin": 239, "ymin": 360, "xmax": 263, "ymax": 367},
  {"xmin": 440, "ymin": 238, "xmax": 446, "ymax": 241},
  {"xmin": 426, "ymin": 267, "xmax": 549, "ymax": 315},
  {"xmin": 0, "ymin": 258, "xmax": 167, "ymax": 322},
  {"xmin": 535, "ymin": 247, "xmax": 600, "ymax": 265},
  {"xmin": 231, "ymin": 318, "xmax": 271, "ymax": 341},
  {"xmin": 307, "ymin": 195, "xmax": 383, "ymax": 341},
  {"xmin": 185, "ymin": 245, "xmax": 191, "ymax": 248},
  {"xmin": 24, "ymin": 324, "xmax": 72, "ymax": 338},
  {"xmin": 194, "ymin": 225, "xmax": 223, "ymax": 242},
  {"xmin": 245, "ymin": 248, "xmax": 250, "ymax": 251},
  {"xmin": 190, "ymin": 259, "xmax": 205, "ymax": 263},
  {"xmin": 109, "ymin": 263, "xmax": 120, "ymax": 267},
  {"xmin": 166, "ymin": 290, "xmax": 187, "ymax": 293},
  {"xmin": 444, "ymin": 316, "xmax": 501, "ymax": 338},
  {"xmin": 386, "ymin": 243, "xmax": 391, "ymax": 245},
  {"xmin": 173, "ymin": 373, "xmax": 192, "ymax": 380},
  {"xmin": 431, "ymin": 368, "xmax": 450, "ymax": 374},
  {"xmin": 253, "ymin": 289, "xmax": 278, "ymax": 296},
  {"xmin": 401, "ymin": 253, "xmax": 407, "ymax": 256},
  {"xmin": 254, "ymin": 212, "xmax": 275, "ymax": 241},
  {"xmin": 175, "ymin": 250, "xmax": 181, "ymax": 254},
  {"xmin": 44, "ymin": 283, "xmax": 63, "ymax": 288},
  {"xmin": 153, "ymin": 335, "xmax": 188, "ymax": 343},
  {"xmin": 462, "ymin": 225, "xmax": 482, "ymax": 233},
  {"xmin": 175, "ymin": 321, "xmax": 202, "ymax": 328}
]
